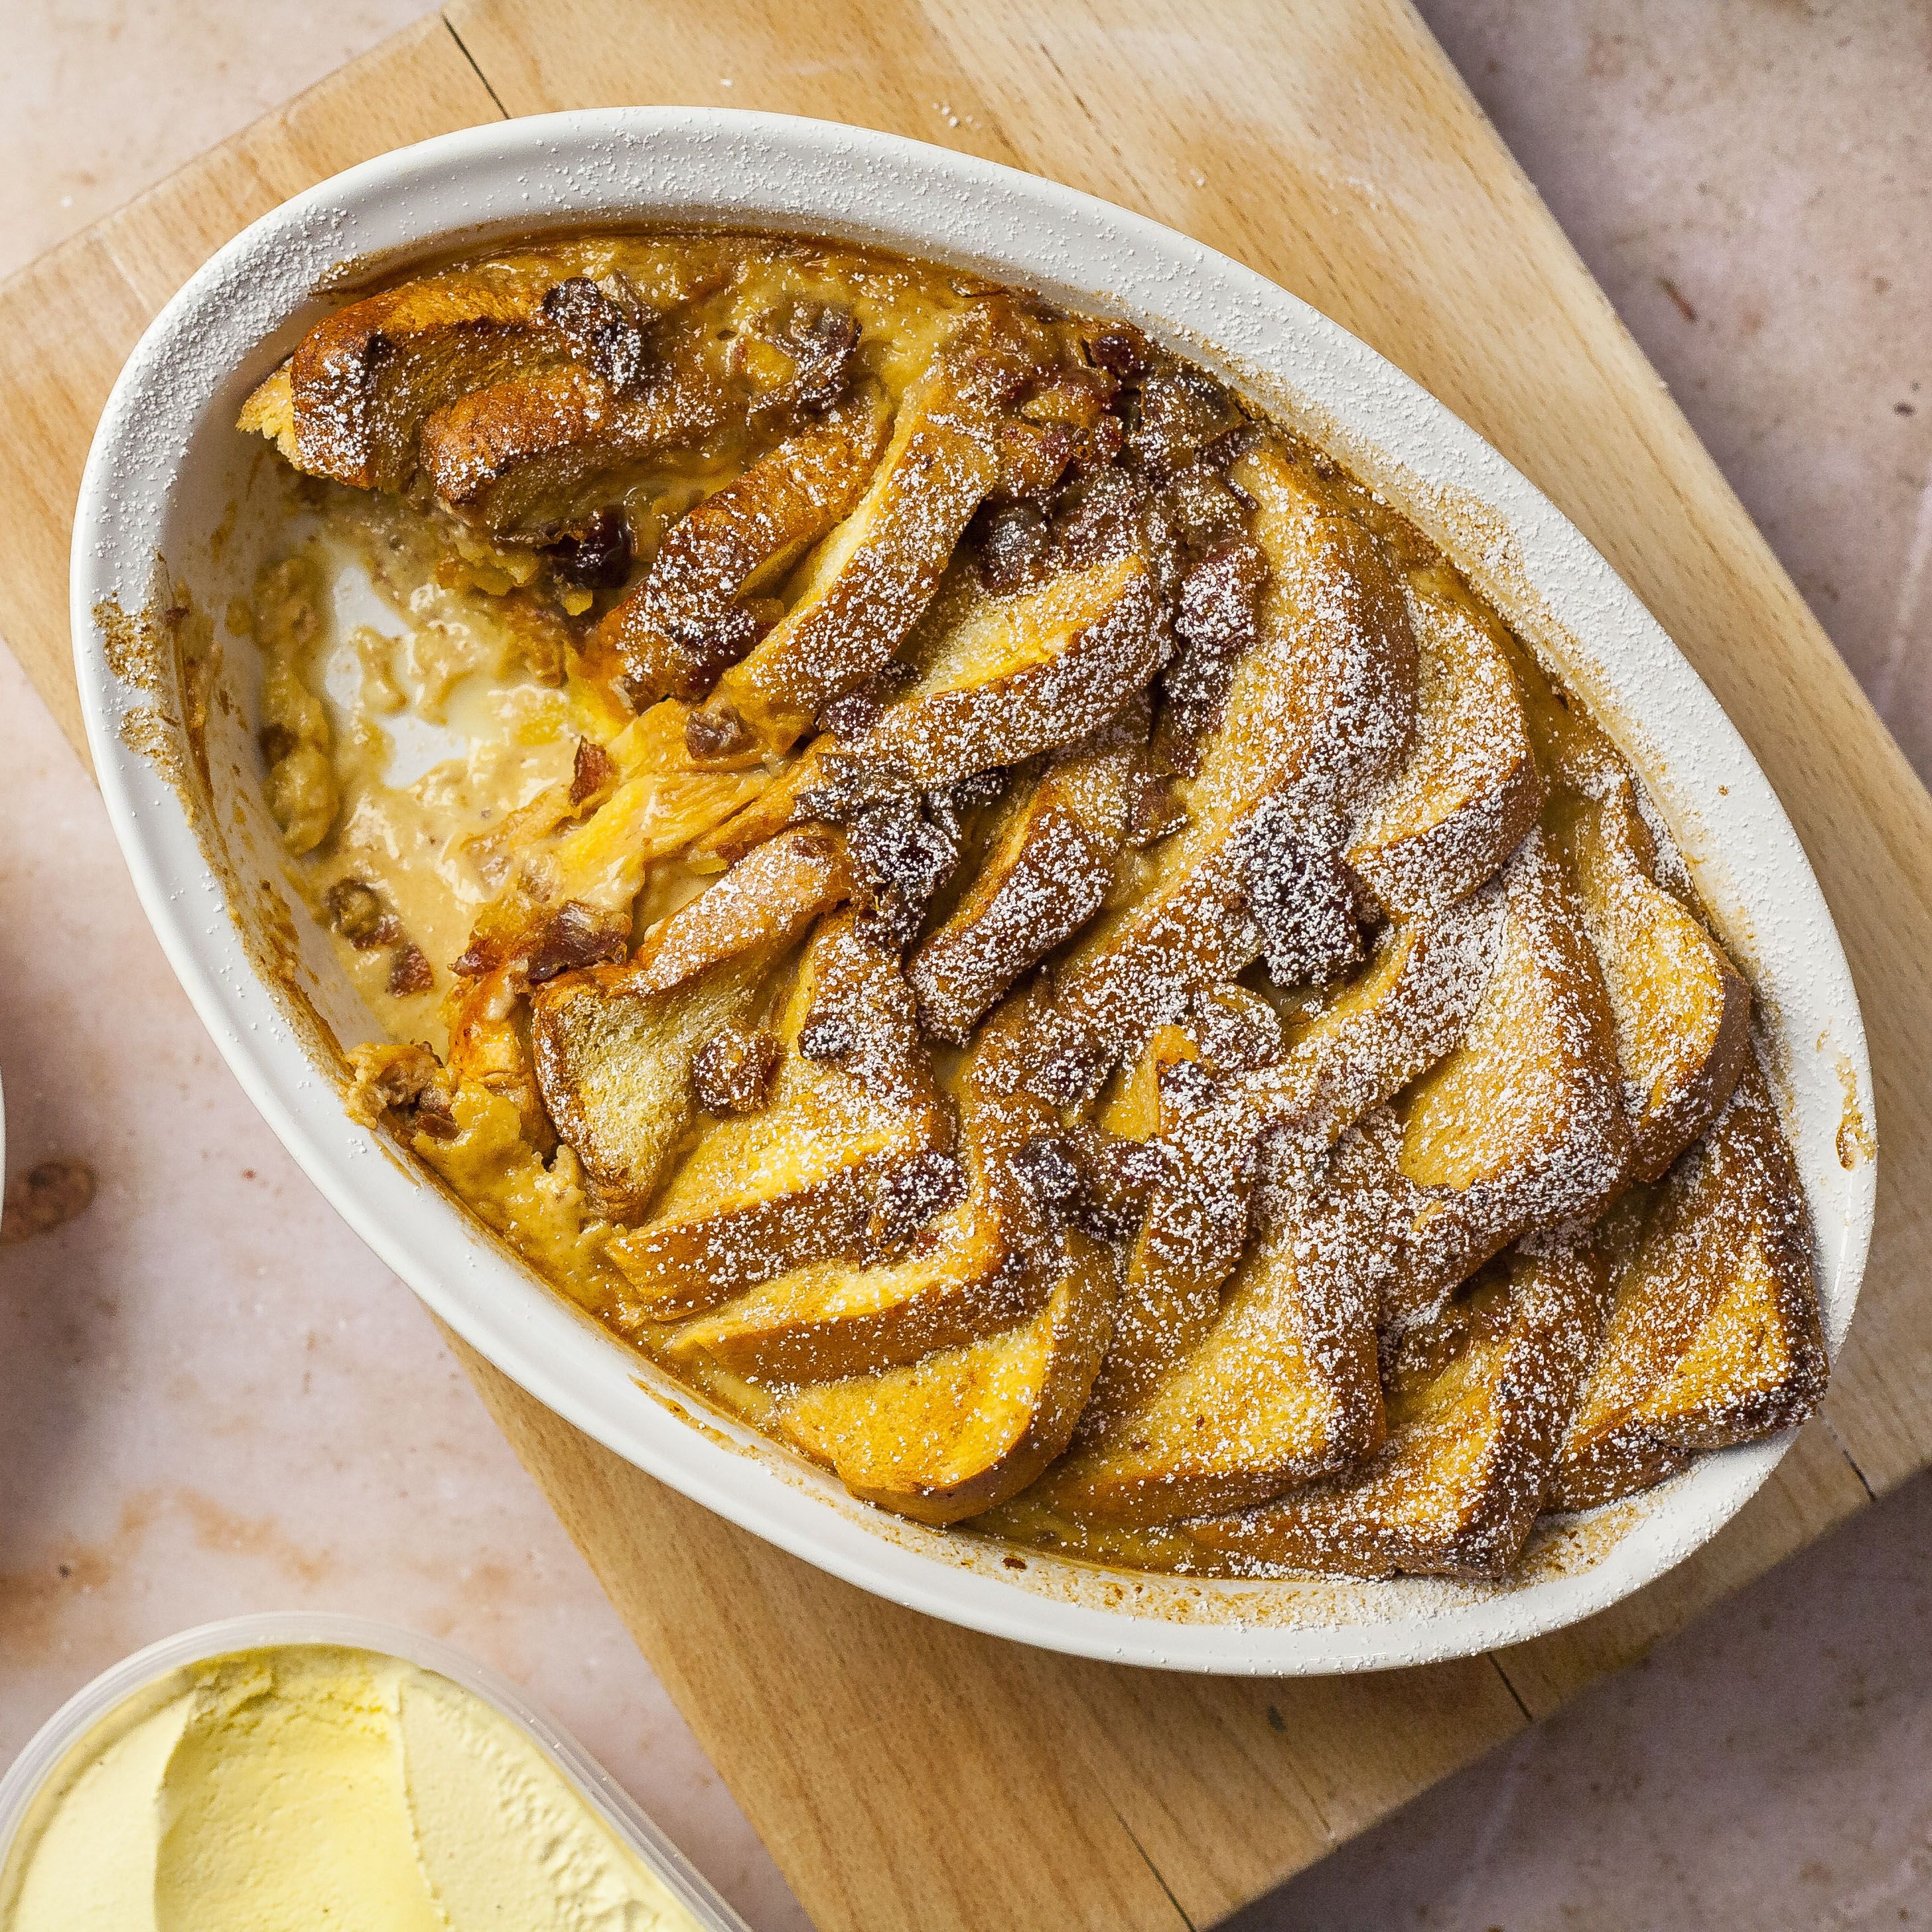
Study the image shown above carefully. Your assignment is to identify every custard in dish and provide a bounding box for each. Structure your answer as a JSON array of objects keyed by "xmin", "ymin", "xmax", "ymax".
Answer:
[{"xmin": 234, "ymin": 228, "xmax": 1827, "ymax": 1580}]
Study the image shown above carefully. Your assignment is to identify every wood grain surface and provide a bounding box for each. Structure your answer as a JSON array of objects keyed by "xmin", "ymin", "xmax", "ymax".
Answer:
[{"xmin": 0, "ymin": 4, "xmax": 1922, "ymax": 1927}]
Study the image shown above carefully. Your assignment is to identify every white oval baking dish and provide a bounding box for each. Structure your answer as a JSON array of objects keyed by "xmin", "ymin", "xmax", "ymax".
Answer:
[{"xmin": 70, "ymin": 108, "xmax": 1875, "ymax": 1673}]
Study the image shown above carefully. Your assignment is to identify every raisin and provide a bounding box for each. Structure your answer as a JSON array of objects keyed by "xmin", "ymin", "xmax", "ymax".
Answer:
[
  {"xmin": 569, "ymin": 737, "xmax": 618, "ymax": 805},
  {"xmin": 849, "ymin": 797, "xmax": 958, "ymax": 911},
  {"xmin": 691, "ymin": 1026, "xmax": 783, "ymax": 1116},
  {"xmin": 525, "ymin": 902, "xmax": 629, "ymax": 985},
  {"xmin": 1012, "ymin": 1131, "xmax": 1085, "ymax": 1228},
  {"xmin": 1174, "ymin": 538, "xmax": 1266, "ymax": 660},
  {"xmin": 1125, "ymin": 368, "xmax": 1242, "ymax": 478},
  {"xmin": 327, "ymin": 878, "xmax": 394, "ymax": 949},
  {"xmin": 868, "ymin": 1150, "xmax": 968, "ymax": 1249},
  {"xmin": 387, "ymin": 944, "xmax": 435, "ymax": 997},
  {"xmin": 975, "ymin": 501, "xmax": 1051, "ymax": 594},
  {"xmin": 542, "ymin": 276, "xmax": 650, "ymax": 391},
  {"xmin": 1087, "ymin": 323, "xmax": 1154, "ymax": 378},
  {"xmin": 685, "ymin": 702, "xmax": 754, "ymax": 763},
  {"xmin": 798, "ymin": 1011, "xmax": 859, "ymax": 1064},
  {"xmin": 549, "ymin": 509, "xmax": 633, "ymax": 591}
]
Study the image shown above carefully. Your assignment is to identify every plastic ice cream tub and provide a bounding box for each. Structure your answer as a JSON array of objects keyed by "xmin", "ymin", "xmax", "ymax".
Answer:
[{"xmin": 0, "ymin": 1612, "xmax": 751, "ymax": 1932}]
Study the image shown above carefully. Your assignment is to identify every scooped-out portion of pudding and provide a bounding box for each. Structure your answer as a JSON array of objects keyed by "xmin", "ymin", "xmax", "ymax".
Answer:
[{"xmin": 233, "ymin": 226, "xmax": 1827, "ymax": 1581}]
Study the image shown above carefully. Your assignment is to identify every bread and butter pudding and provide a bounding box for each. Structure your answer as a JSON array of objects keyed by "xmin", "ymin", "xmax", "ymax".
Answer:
[{"xmin": 233, "ymin": 228, "xmax": 1827, "ymax": 1582}]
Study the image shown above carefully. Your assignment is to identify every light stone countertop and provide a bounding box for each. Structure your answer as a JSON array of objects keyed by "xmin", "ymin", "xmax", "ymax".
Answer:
[{"xmin": 1, "ymin": 5, "xmax": 1927, "ymax": 1929}]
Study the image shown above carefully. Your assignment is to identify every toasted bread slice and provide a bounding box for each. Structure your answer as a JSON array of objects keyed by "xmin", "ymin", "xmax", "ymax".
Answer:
[
  {"xmin": 1550, "ymin": 1056, "xmax": 1828, "ymax": 1511},
  {"xmin": 1230, "ymin": 878, "xmax": 1506, "ymax": 1162},
  {"xmin": 248, "ymin": 242, "xmax": 727, "ymax": 492},
  {"xmin": 1054, "ymin": 437, "xmax": 1416, "ymax": 1044},
  {"xmin": 684, "ymin": 738, "xmax": 838, "ymax": 871},
  {"xmin": 665, "ymin": 991, "xmax": 1061, "ymax": 1381},
  {"xmin": 605, "ymin": 914, "xmax": 950, "ymax": 1315},
  {"xmin": 1186, "ymin": 1233, "xmax": 1607, "ymax": 1578},
  {"xmin": 418, "ymin": 334, "xmax": 734, "ymax": 537},
  {"xmin": 625, "ymin": 825, "xmax": 851, "ymax": 991},
  {"xmin": 1389, "ymin": 831, "xmax": 1632, "ymax": 1322},
  {"xmin": 530, "ymin": 953, "xmax": 776, "ymax": 1221},
  {"xmin": 529, "ymin": 827, "xmax": 851, "ymax": 1218},
  {"xmin": 695, "ymin": 303, "xmax": 1064, "ymax": 752},
  {"xmin": 1073, "ymin": 886, "xmax": 1504, "ymax": 1440},
  {"xmin": 1076, "ymin": 1056, "xmax": 1253, "ymax": 1446},
  {"xmin": 1347, "ymin": 571, "xmax": 1543, "ymax": 914},
  {"xmin": 1549, "ymin": 772, "xmax": 1751, "ymax": 1182},
  {"xmin": 1035, "ymin": 1111, "xmax": 1395, "ymax": 1526},
  {"xmin": 858, "ymin": 553, "xmax": 1160, "ymax": 783},
  {"xmin": 775, "ymin": 1226, "xmax": 1119, "ymax": 1525},
  {"xmin": 908, "ymin": 740, "xmax": 1135, "ymax": 1041},
  {"xmin": 601, "ymin": 388, "xmax": 893, "ymax": 703}
]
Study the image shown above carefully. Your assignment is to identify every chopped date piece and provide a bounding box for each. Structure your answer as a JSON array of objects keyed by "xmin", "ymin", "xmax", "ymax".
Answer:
[
  {"xmin": 819, "ymin": 658, "xmax": 916, "ymax": 743},
  {"xmin": 387, "ymin": 943, "xmax": 435, "ymax": 997},
  {"xmin": 569, "ymin": 736, "xmax": 618, "ymax": 805},
  {"xmin": 525, "ymin": 901, "xmax": 630, "ymax": 985},
  {"xmin": 765, "ymin": 301, "xmax": 862, "ymax": 419},
  {"xmin": 541, "ymin": 274, "xmax": 652, "ymax": 391},
  {"xmin": 1123, "ymin": 367, "xmax": 1244, "ymax": 479},
  {"xmin": 1173, "ymin": 537, "xmax": 1266, "ymax": 659},
  {"xmin": 691, "ymin": 1025, "xmax": 783, "ymax": 1116},
  {"xmin": 868, "ymin": 1148, "xmax": 969, "ymax": 1249},
  {"xmin": 1064, "ymin": 1124, "xmax": 1170, "ymax": 1237},
  {"xmin": 1052, "ymin": 466, "xmax": 1148, "ymax": 569},
  {"xmin": 326, "ymin": 877, "xmax": 401, "ymax": 949},
  {"xmin": 974, "ymin": 500, "xmax": 1052, "ymax": 594},
  {"xmin": 1236, "ymin": 800, "xmax": 1366, "ymax": 989},
  {"xmin": 1013, "ymin": 1131, "xmax": 1085, "ymax": 1227},
  {"xmin": 848, "ymin": 795, "xmax": 959, "ymax": 914},
  {"xmin": 1188, "ymin": 985, "xmax": 1286, "ymax": 1073},
  {"xmin": 1164, "ymin": 460, "xmax": 1251, "ymax": 548},
  {"xmin": 548, "ymin": 509, "xmax": 634, "ymax": 591},
  {"xmin": 798, "ymin": 1010, "xmax": 859, "ymax": 1064},
  {"xmin": 685, "ymin": 701, "xmax": 755, "ymax": 763},
  {"xmin": 1085, "ymin": 322, "xmax": 1155, "ymax": 378}
]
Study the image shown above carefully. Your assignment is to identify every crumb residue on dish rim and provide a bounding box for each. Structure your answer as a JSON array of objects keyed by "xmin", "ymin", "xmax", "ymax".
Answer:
[
  {"xmin": 96, "ymin": 571, "xmax": 351, "ymax": 1089},
  {"xmin": 1834, "ymin": 1049, "xmax": 1876, "ymax": 1170}
]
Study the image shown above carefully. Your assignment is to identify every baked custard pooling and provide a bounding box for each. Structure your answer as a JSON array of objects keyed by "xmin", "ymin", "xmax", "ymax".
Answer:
[{"xmin": 237, "ymin": 228, "xmax": 1827, "ymax": 1580}]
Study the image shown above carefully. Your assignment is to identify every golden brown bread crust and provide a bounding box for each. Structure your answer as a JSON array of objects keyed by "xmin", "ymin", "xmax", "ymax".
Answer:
[
  {"xmin": 693, "ymin": 301, "xmax": 1086, "ymax": 753},
  {"xmin": 1185, "ymin": 1234, "xmax": 1607, "ymax": 1578},
  {"xmin": 600, "ymin": 387, "xmax": 893, "ymax": 703},
  {"xmin": 273, "ymin": 242, "xmax": 730, "ymax": 493},
  {"xmin": 776, "ymin": 1226, "xmax": 1120, "ymax": 1525},
  {"xmin": 1549, "ymin": 1054, "xmax": 1828, "ymax": 1511},
  {"xmin": 1032, "ymin": 1111, "xmax": 1396, "ymax": 1527},
  {"xmin": 603, "ymin": 914, "xmax": 951, "ymax": 1317},
  {"xmin": 1054, "ymin": 441, "xmax": 1418, "ymax": 1048},
  {"xmin": 1347, "ymin": 571, "xmax": 1544, "ymax": 915},
  {"xmin": 908, "ymin": 741, "xmax": 1135, "ymax": 1042},
  {"xmin": 1389, "ymin": 830, "xmax": 1633, "ymax": 1321},
  {"xmin": 858, "ymin": 553, "xmax": 1161, "ymax": 784},
  {"xmin": 1550, "ymin": 771, "xmax": 1752, "ymax": 1182}
]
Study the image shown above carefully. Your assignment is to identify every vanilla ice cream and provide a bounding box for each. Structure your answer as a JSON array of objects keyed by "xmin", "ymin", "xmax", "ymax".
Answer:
[{"xmin": 0, "ymin": 1645, "xmax": 709, "ymax": 1931}]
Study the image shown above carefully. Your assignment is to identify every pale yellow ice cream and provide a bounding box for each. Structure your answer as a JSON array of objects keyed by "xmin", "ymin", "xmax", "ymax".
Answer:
[{"xmin": 0, "ymin": 1645, "xmax": 709, "ymax": 1932}]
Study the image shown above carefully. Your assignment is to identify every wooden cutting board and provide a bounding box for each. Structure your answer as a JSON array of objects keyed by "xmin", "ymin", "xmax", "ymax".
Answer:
[{"xmin": 2, "ymin": 5, "xmax": 1927, "ymax": 1926}]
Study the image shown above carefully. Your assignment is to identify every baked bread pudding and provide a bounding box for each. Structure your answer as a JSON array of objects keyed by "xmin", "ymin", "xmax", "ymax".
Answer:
[{"xmin": 235, "ymin": 229, "xmax": 1827, "ymax": 1580}]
